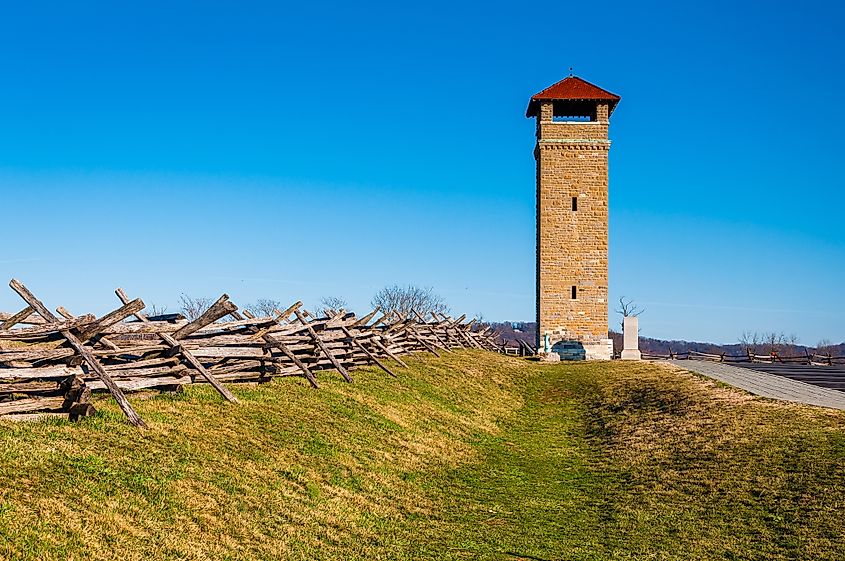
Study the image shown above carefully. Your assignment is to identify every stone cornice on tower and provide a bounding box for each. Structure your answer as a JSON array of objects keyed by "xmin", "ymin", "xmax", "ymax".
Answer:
[{"xmin": 537, "ymin": 139, "xmax": 611, "ymax": 148}]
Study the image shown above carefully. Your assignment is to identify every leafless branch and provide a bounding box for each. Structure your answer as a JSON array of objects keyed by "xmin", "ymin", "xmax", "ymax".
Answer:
[
  {"xmin": 178, "ymin": 294, "xmax": 212, "ymax": 321},
  {"xmin": 245, "ymin": 298, "xmax": 284, "ymax": 318},
  {"xmin": 371, "ymin": 285, "xmax": 448, "ymax": 320},
  {"xmin": 615, "ymin": 296, "xmax": 643, "ymax": 331},
  {"xmin": 738, "ymin": 331, "xmax": 800, "ymax": 355},
  {"xmin": 144, "ymin": 303, "xmax": 168, "ymax": 317},
  {"xmin": 316, "ymin": 296, "xmax": 348, "ymax": 317}
]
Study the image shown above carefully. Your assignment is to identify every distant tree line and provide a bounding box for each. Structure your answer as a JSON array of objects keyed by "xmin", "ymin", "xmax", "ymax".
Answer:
[
  {"xmin": 168, "ymin": 291, "xmax": 843, "ymax": 358},
  {"xmin": 608, "ymin": 331, "xmax": 844, "ymax": 358},
  {"xmin": 169, "ymin": 284, "xmax": 450, "ymax": 323}
]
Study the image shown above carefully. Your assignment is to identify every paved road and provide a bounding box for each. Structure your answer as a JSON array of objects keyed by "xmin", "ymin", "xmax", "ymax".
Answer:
[
  {"xmin": 665, "ymin": 360, "xmax": 845, "ymax": 411},
  {"xmin": 731, "ymin": 362, "xmax": 845, "ymax": 391}
]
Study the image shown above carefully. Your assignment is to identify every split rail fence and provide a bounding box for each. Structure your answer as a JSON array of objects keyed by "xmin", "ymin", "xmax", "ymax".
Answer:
[
  {"xmin": 499, "ymin": 339, "xmax": 536, "ymax": 357},
  {"xmin": 642, "ymin": 349, "xmax": 845, "ymax": 366},
  {"xmin": 0, "ymin": 279, "xmax": 497, "ymax": 427}
]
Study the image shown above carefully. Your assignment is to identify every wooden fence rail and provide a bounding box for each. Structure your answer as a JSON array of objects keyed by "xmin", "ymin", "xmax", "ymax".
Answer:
[
  {"xmin": 642, "ymin": 349, "xmax": 845, "ymax": 366},
  {"xmin": 499, "ymin": 339, "xmax": 536, "ymax": 357},
  {"xmin": 0, "ymin": 279, "xmax": 497, "ymax": 426}
]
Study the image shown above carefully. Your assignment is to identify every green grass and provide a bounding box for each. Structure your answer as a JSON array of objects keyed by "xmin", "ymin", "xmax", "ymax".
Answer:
[{"xmin": 0, "ymin": 352, "xmax": 843, "ymax": 560}]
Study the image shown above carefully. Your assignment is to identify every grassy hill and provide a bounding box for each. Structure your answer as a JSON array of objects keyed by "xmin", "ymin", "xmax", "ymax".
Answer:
[{"xmin": 0, "ymin": 351, "xmax": 843, "ymax": 560}]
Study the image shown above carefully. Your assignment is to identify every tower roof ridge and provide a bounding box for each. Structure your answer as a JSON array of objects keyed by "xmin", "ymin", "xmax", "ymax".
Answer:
[{"xmin": 526, "ymin": 75, "xmax": 620, "ymax": 117}]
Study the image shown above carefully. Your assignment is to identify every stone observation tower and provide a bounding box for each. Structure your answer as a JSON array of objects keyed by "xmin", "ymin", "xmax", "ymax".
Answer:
[{"xmin": 526, "ymin": 75, "xmax": 620, "ymax": 360}]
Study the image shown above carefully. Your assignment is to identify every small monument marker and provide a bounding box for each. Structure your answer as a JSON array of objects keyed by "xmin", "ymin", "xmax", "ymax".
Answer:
[
  {"xmin": 620, "ymin": 316, "xmax": 641, "ymax": 360},
  {"xmin": 539, "ymin": 331, "xmax": 560, "ymax": 362}
]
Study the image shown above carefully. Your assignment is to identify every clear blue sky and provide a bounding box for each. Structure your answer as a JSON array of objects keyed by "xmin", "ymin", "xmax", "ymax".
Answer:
[{"xmin": 1, "ymin": 0, "xmax": 843, "ymax": 345}]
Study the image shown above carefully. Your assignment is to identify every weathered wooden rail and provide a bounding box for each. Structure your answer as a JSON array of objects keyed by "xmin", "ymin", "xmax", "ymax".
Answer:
[
  {"xmin": 0, "ymin": 280, "xmax": 497, "ymax": 426},
  {"xmin": 643, "ymin": 349, "xmax": 845, "ymax": 366},
  {"xmin": 499, "ymin": 339, "xmax": 536, "ymax": 357}
]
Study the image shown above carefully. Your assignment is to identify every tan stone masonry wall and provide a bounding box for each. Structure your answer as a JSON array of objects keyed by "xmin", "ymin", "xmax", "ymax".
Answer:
[{"xmin": 534, "ymin": 101, "xmax": 610, "ymax": 345}]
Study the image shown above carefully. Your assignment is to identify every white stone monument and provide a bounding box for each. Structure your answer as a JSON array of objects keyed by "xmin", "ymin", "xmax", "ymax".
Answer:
[{"xmin": 620, "ymin": 316, "xmax": 641, "ymax": 360}]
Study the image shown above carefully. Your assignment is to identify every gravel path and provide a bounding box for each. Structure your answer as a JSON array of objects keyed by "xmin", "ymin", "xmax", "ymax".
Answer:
[{"xmin": 664, "ymin": 360, "xmax": 845, "ymax": 410}]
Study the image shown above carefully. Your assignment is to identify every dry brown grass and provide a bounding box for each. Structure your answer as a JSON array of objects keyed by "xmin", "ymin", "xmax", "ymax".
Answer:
[
  {"xmin": 0, "ymin": 353, "xmax": 843, "ymax": 560},
  {"xmin": 581, "ymin": 361, "xmax": 844, "ymax": 466},
  {"xmin": 0, "ymin": 350, "xmax": 528, "ymax": 561}
]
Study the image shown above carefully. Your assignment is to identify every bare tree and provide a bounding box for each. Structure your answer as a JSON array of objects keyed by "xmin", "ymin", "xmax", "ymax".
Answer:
[
  {"xmin": 371, "ymin": 285, "xmax": 448, "ymax": 320},
  {"xmin": 245, "ymin": 298, "xmax": 283, "ymax": 318},
  {"xmin": 615, "ymin": 296, "xmax": 643, "ymax": 331},
  {"xmin": 144, "ymin": 303, "xmax": 168, "ymax": 317},
  {"xmin": 474, "ymin": 313, "xmax": 489, "ymax": 330},
  {"xmin": 316, "ymin": 296, "xmax": 348, "ymax": 317},
  {"xmin": 739, "ymin": 331, "xmax": 761, "ymax": 354},
  {"xmin": 739, "ymin": 331, "xmax": 800, "ymax": 356},
  {"xmin": 763, "ymin": 332, "xmax": 784, "ymax": 354},
  {"xmin": 765, "ymin": 332, "xmax": 798, "ymax": 355},
  {"xmin": 179, "ymin": 294, "xmax": 211, "ymax": 321},
  {"xmin": 815, "ymin": 339, "xmax": 836, "ymax": 356}
]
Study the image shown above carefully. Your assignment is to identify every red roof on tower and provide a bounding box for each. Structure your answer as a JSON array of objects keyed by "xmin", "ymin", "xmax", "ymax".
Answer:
[{"xmin": 526, "ymin": 76, "xmax": 620, "ymax": 117}]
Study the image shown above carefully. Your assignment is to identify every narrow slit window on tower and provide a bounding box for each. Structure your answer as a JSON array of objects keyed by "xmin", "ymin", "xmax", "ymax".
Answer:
[
  {"xmin": 571, "ymin": 286, "xmax": 577, "ymax": 300},
  {"xmin": 572, "ymin": 196, "xmax": 578, "ymax": 211}
]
